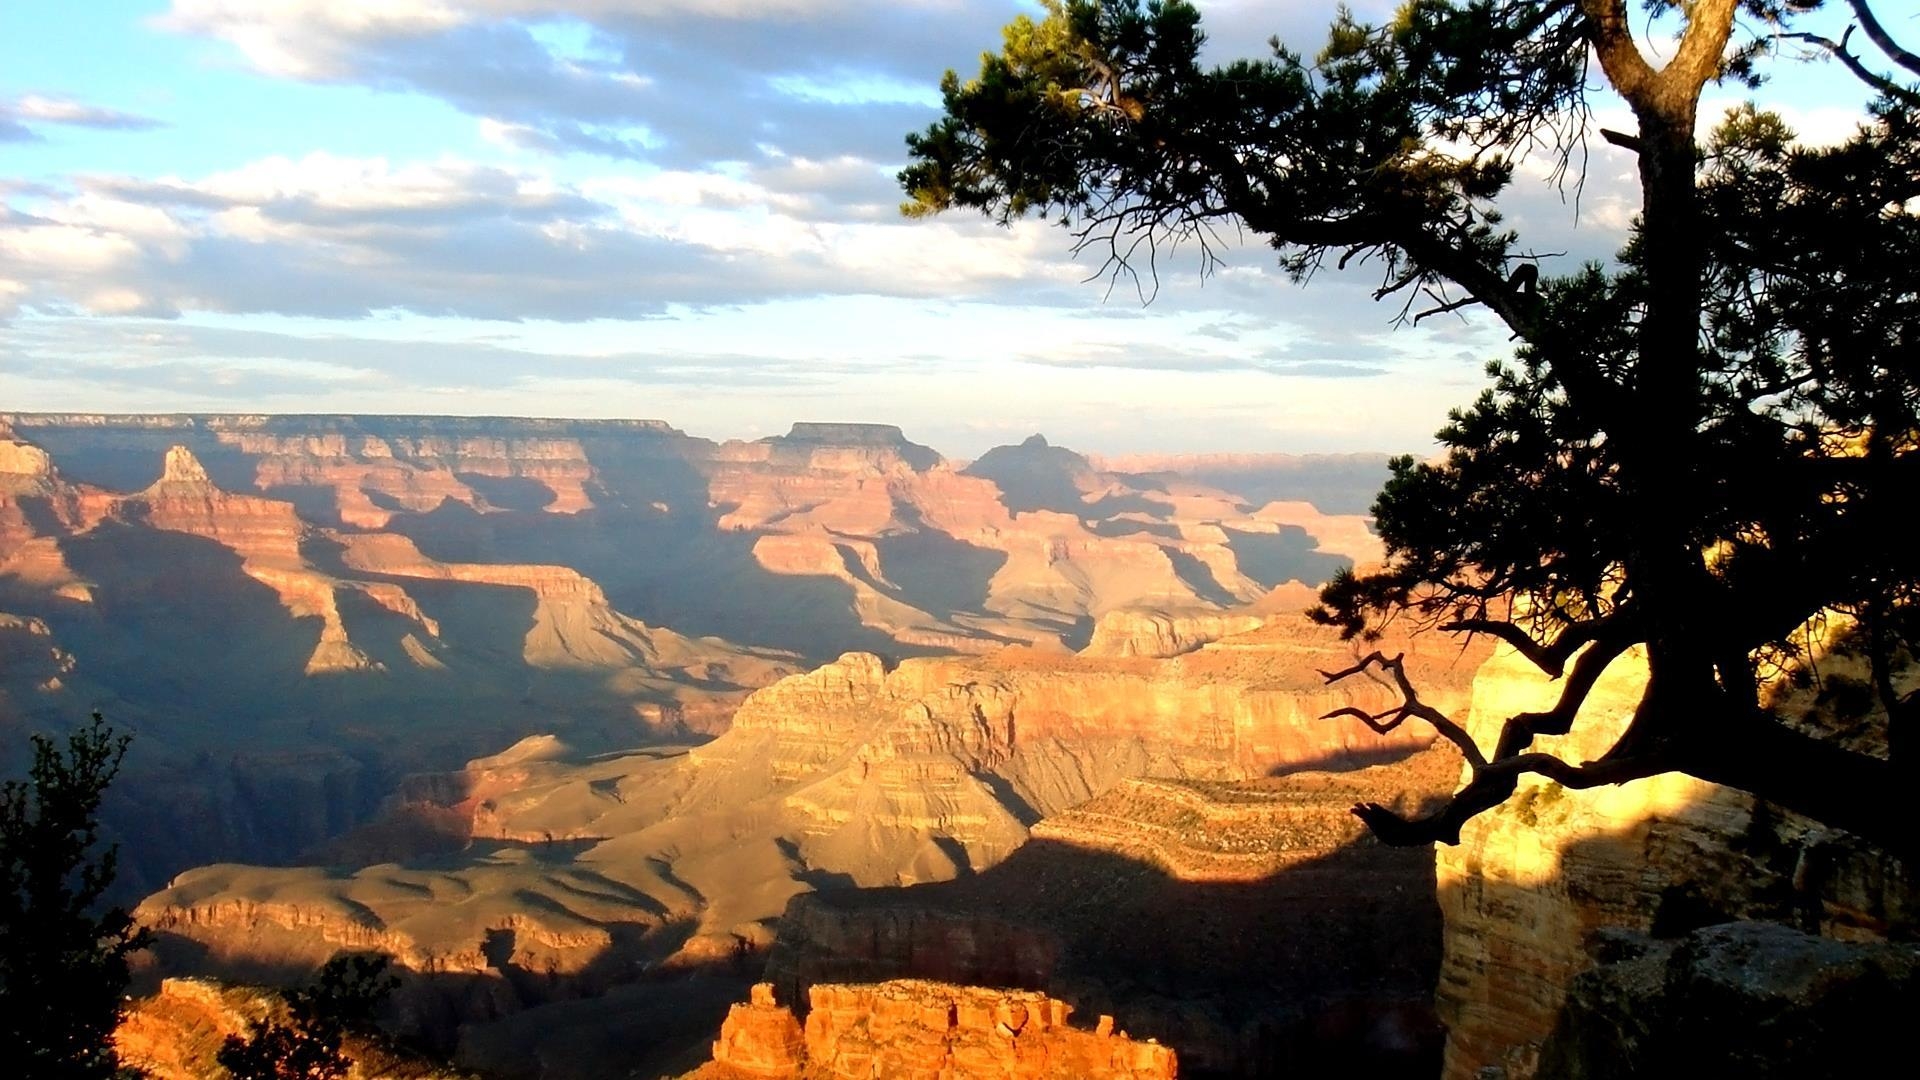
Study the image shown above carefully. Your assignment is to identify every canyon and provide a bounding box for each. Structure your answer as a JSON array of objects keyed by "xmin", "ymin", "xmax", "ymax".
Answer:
[
  {"xmin": 0, "ymin": 413, "xmax": 1383, "ymax": 895},
  {"xmin": 132, "ymin": 613, "xmax": 1484, "ymax": 1076},
  {"xmin": 25, "ymin": 411, "xmax": 1909, "ymax": 1079}
]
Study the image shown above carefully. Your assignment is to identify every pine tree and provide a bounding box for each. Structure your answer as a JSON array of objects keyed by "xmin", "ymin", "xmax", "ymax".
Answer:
[{"xmin": 0, "ymin": 712, "xmax": 152, "ymax": 1078}]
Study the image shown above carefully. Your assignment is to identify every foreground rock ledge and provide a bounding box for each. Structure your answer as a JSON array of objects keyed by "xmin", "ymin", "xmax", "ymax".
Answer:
[{"xmin": 693, "ymin": 980, "xmax": 1178, "ymax": 1080}]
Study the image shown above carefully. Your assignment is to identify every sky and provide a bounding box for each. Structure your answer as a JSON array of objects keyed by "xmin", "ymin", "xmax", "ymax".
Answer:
[{"xmin": 0, "ymin": 1, "xmax": 1892, "ymax": 457}]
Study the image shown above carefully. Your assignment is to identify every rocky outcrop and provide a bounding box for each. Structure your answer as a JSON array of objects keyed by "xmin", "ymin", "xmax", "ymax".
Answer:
[
  {"xmin": 114, "ymin": 976, "xmax": 464, "ymax": 1080},
  {"xmin": 1433, "ymin": 637, "xmax": 1918, "ymax": 1080},
  {"xmin": 697, "ymin": 981, "xmax": 1177, "ymax": 1080},
  {"xmin": 721, "ymin": 615, "xmax": 1482, "ymax": 807},
  {"xmin": 763, "ymin": 746, "xmax": 1469, "ymax": 1076},
  {"xmin": 1081, "ymin": 609, "xmax": 1266, "ymax": 659},
  {"xmin": 1535, "ymin": 922, "xmax": 1920, "ymax": 1080}
]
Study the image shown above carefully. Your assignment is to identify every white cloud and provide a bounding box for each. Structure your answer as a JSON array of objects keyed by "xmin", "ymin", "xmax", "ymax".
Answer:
[
  {"xmin": 0, "ymin": 150, "xmax": 1087, "ymax": 321},
  {"xmin": 0, "ymin": 94, "xmax": 164, "ymax": 141}
]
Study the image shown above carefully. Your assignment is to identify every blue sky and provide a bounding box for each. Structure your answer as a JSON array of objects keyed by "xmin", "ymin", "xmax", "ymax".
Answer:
[{"xmin": 0, "ymin": 1, "xmax": 1892, "ymax": 456}]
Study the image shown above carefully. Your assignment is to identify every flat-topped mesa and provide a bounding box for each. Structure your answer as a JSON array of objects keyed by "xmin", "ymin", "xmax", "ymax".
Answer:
[
  {"xmin": 760, "ymin": 421, "xmax": 943, "ymax": 472},
  {"xmin": 0, "ymin": 413, "xmax": 702, "ymax": 521},
  {"xmin": 700, "ymin": 981, "xmax": 1177, "ymax": 1080}
]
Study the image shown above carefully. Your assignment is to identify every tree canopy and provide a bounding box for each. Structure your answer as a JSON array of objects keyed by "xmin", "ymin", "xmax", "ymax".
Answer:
[
  {"xmin": 218, "ymin": 953, "xmax": 400, "ymax": 1080},
  {"xmin": 0, "ymin": 713, "xmax": 152, "ymax": 1077},
  {"xmin": 903, "ymin": 1, "xmax": 1920, "ymax": 851}
]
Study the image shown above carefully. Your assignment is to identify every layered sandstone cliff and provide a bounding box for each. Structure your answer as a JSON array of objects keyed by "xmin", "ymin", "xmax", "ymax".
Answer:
[
  {"xmin": 1080, "ymin": 609, "xmax": 1267, "ymax": 659},
  {"xmin": 1433, "ymin": 637, "xmax": 1918, "ymax": 1080},
  {"xmin": 761, "ymin": 744, "xmax": 1471, "ymax": 1076},
  {"xmin": 135, "ymin": 616, "xmax": 1479, "ymax": 1073},
  {"xmin": 693, "ymin": 981, "xmax": 1177, "ymax": 1080}
]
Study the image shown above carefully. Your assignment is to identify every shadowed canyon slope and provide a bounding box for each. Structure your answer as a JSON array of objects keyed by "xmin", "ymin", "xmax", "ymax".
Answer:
[
  {"xmin": 134, "ymin": 617, "xmax": 1485, "ymax": 1076},
  {"xmin": 0, "ymin": 413, "xmax": 1384, "ymax": 895}
]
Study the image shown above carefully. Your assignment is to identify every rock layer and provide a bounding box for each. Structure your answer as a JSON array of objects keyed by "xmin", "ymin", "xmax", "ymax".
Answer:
[
  {"xmin": 762, "ymin": 745, "xmax": 1470, "ymax": 1076},
  {"xmin": 696, "ymin": 981, "xmax": 1178, "ymax": 1080}
]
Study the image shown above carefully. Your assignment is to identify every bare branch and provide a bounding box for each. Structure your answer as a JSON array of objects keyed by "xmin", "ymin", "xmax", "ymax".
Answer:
[
  {"xmin": 1846, "ymin": 0, "xmax": 1920, "ymax": 78},
  {"xmin": 1321, "ymin": 651, "xmax": 1489, "ymax": 769},
  {"xmin": 1413, "ymin": 292, "xmax": 1484, "ymax": 325},
  {"xmin": 1784, "ymin": 28, "xmax": 1920, "ymax": 108},
  {"xmin": 1353, "ymin": 749, "xmax": 1670, "ymax": 846}
]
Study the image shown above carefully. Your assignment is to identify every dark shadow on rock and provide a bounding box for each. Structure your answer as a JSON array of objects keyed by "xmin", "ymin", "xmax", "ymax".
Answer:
[
  {"xmin": 964, "ymin": 436, "xmax": 1095, "ymax": 516},
  {"xmin": 977, "ymin": 772, "xmax": 1045, "ymax": 827},
  {"xmin": 763, "ymin": 833, "xmax": 1447, "ymax": 1078},
  {"xmin": 55, "ymin": 522, "xmax": 321, "ymax": 709},
  {"xmin": 1267, "ymin": 742, "xmax": 1429, "ymax": 777},
  {"xmin": 1224, "ymin": 525, "xmax": 1350, "ymax": 590},
  {"xmin": 777, "ymin": 837, "xmax": 859, "ymax": 891},
  {"xmin": 456, "ymin": 473, "xmax": 558, "ymax": 512},
  {"xmin": 870, "ymin": 501, "xmax": 1009, "ymax": 622},
  {"xmin": 1163, "ymin": 548, "xmax": 1242, "ymax": 607},
  {"xmin": 1085, "ymin": 517, "xmax": 1183, "ymax": 540}
]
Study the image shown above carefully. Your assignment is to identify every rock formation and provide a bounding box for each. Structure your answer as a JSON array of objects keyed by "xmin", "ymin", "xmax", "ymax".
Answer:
[
  {"xmin": 1535, "ymin": 922, "xmax": 1920, "ymax": 1080},
  {"xmin": 113, "ymin": 977, "xmax": 463, "ymax": 1080},
  {"xmin": 1081, "ymin": 609, "xmax": 1267, "ymax": 659},
  {"xmin": 760, "ymin": 745, "xmax": 1472, "ymax": 1076},
  {"xmin": 133, "ymin": 615, "xmax": 1481, "ymax": 1074},
  {"xmin": 1432, "ymin": 631, "xmax": 1917, "ymax": 1080},
  {"xmin": 693, "ymin": 981, "xmax": 1177, "ymax": 1080}
]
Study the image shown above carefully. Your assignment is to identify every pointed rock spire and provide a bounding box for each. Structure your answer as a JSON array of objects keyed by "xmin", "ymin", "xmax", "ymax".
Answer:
[{"xmin": 154, "ymin": 445, "xmax": 213, "ymax": 488}]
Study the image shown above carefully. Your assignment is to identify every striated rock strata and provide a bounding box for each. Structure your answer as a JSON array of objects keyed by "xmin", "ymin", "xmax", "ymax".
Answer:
[
  {"xmin": 135, "ymin": 617, "xmax": 1480, "ymax": 1074},
  {"xmin": 694, "ymin": 980, "xmax": 1177, "ymax": 1080},
  {"xmin": 762, "ymin": 745, "xmax": 1471, "ymax": 1076}
]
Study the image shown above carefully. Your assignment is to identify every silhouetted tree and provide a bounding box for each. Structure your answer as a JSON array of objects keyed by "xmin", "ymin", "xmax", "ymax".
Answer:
[
  {"xmin": 217, "ymin": 953, "xmax": 399, "ymax": 1080},
  {"xmin": 0, "ymin": 712, "xmax": 152, "ymax": 1077},
  {"xmin": 904, "ymin": 1, "xmax": 1919, "ymax": 849}
]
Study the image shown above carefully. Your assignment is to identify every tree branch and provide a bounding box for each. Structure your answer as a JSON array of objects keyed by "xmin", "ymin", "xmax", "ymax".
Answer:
[
  {"xmin": 1785, "ymin": 29, "xmax": 1920, "ymax": 108},
  {"xmin": 1666, "ymin": 0, "xmax": 1742, "ymax": 97},
  {"xmin": 1580, "ymin": 0, "xmax": 1659, "ymax": 105},
  {"xmin": 1353, "ymin": 749, "xmax": 1670, "ymax": 845},
  {"xmin": 1846, "ymin": 0, "xmax": 1920, "ymax": 78},
  {"xmin": 1442, "ymin": 609, "xmax": 1633, "ymax": 679},
  {"xmin": 1320, "ymin": 651, "xmax": 1489, "ymax": 769}
]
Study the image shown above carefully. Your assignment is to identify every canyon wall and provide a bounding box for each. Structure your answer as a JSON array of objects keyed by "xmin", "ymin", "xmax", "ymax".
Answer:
[
  {"xmin": 133, "ymin": 615, "xmax": 1479, "ymax": 1075},
  {"xmin": 1434, "ymin": 640, "xmax": 1917, "ymax": 1080},
  {"xmin": 1, "ymin": 413, "xmax": 1383, "ymax": 889},
  {"xmin": 761, "ymin": 744, "xmax": 1472, "ymax": 1076}
]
